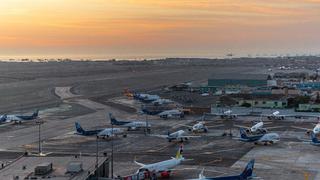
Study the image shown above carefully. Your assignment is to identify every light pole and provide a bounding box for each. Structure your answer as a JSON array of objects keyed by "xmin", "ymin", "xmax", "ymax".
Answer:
[
  {"xmin": 96, "ymin": 135, "xmax": 99, "ymax": 178},
  {"xmin": 145, "ymin": 114, "xmax": 148, "ymax": 135},
  {"xmin": 111, "ymin": 123, "xmax": 114, "ymax": 178},
  {"xmin": 35, "ymin": 119, "xmax": 43, "ymax": 156}
]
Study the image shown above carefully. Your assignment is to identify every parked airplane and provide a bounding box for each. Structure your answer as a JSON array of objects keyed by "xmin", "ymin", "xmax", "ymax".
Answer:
[
  {"xmin": 152, "ymin": 130, "xmax": 200, "ymax": 142},
  {"xmin": 135, "ymin": 146, "xmax": 185, "ymax": 178},
  {"xmin": 263, "ymin": 111, "xmax": 288, "ymax": 120},
  {"xmin": 299, "ymin": 132, "xmax": 320, "ymax": 146},
  {"xmin": 239, "ymin": 128, "xmax": 280, "ymax": 145},
  {"xmin": 159, "ymin": 109, "xmax": 184, "ymax": 119},
  {"xmin": 133, "ymin": 93, "xmax": 149, "ymax": 100},
  {"xmin": 109, "ymin": 113, "xmax": 151, "ymax": 131},
  {"xmin": 75, "ymin": 122, "xmax": 103, "ymax": 136},
  {"xmin": 235, "ymin": 121, "xmax": 282, "ymax": 134},
  {"xmin": 97, "ymin": 128, "xmax": 127, "ymax": 138},
  {"xmin": 4, "ymin": 110, "xmax": 39, "ymax": 124},
  {"xmin": 263, "ymin": 110, "xmax": 320, "ymax": 120},
  {"xmin": 292, "ymin": 121, "xmax": 320, "ymax": 135},
  {"xmin": 189, "ymin": 159, "xmax": 255, "ymax": 180},
  {"xmin": 186, "ymin": 122, "xmax": 208, "ymax": 133},
  {"xmin": 152, "ymin": 99, "xmax": 173, "ymax": 106},
  {"xmin": 134, "ymin": 93, "xmax": 160, "ymax": 103},
  {"xmin": 211, "ymin": 110, "xmax": 248, "ymax": 120},
  {"xmin": 75, "ymin": 122, "xmax": 127, "ymax": 138},
  {"xmin": 182, "ymin": 121, "xmax": 223, "ymax": 133}
]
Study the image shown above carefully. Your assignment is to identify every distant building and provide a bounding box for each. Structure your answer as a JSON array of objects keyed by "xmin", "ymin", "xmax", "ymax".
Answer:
[
  {"xmin": 252, "ymin": 87, "xmax": 272, "ymax": 95},
  {"xmin": 297, "ymin": 82, "xmax": 320, "ymax": 90},
  {"xmin": 201, "ymin": 74, "xmax": 268, "ymax": 94},
  {"xmin": 271, "ymin": 87, "xmax": 300, "ymax": 96}
]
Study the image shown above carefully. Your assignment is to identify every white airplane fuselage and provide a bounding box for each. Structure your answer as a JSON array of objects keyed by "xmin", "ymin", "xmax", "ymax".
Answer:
[
  {"xmin": 97, "ymin": 128, "xmax": 125, "ymax": 137},
  {"xmin": 169, "ymin": 130, "xmax": 185, "ymax": 138},
  {"xmin": 257, "ymin": 133, "xmax": 280, "ymax": 144},
  {"xmin": 192, "ymin": 122, "xmax": 207, "ymax": 132},
  {"xmin": 124, "ymin": 121, "xmax": 150, "ymax": 128},
  {"xmin": 159, "ymin": 110, "xmax": 184, "ymax": 119},
  {"xmin": 138, "ymin": 158, "xmax": 182, "ymax": 173}
]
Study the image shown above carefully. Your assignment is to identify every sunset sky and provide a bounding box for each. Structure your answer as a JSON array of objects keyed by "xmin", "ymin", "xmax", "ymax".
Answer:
[{"xmin": 0, "ymin": 0, "xmax": 319, "ymax": 59}]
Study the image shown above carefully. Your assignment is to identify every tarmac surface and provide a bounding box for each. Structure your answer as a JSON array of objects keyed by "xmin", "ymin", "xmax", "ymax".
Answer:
[{"xmin": 0, "ymin": 60, "xmax": 319, "ymax": 179}]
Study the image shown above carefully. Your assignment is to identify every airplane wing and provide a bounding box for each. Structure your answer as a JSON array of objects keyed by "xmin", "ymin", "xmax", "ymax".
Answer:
[
  {"xmin": 291, "ymin": 126, "xmax": 311, "ymax": 131},
  {"xmin": 263, "ymin": 122, "xmax": 273, "ymax": 125},
  {"xmin": 234, "ymin": 124, "xmax": 250, "ymax": 129},
  {"xmin": 236, "ymin": 113, "xmax": 250, "ymax": 116},
  {"xmin": 265, "ymin": 126, "xmax": 284, "ymax": 130},
  {"xmin": 179, "ymin": 124, "xmax": 193, "ymax": 128},
  {"xmin": 180, "ymin": 135, "xmax": 201, "ymax": 138},
  {"xmin": 149, "ymin": 134, "xmax": 169, "ymax": 138},
  {"xmin": 209, "ymin": 113, "xmax": 224, "ymax": 116},
  {"xmin": 206, "ymin": 124, "xmax": 224, "ymax": 128}
]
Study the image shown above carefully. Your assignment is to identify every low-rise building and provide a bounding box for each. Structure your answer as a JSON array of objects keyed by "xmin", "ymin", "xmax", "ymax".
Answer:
[
  {"xmin": 201, "ymin": 74, "xmax": 268, "ymax": 94},
  {"xmin": 0, "ymin": 154, "xmax": 109, "ymax": 180},
  {"xmin": 234, "ymin": 95, "xmax": 288, "ymax": 108},
  {"xmin": 271, "ymin": 87, "xmax": 301, "ymax": 96},
  {"xmin": 297, "ymin": 103, "xmax": 320, "ymax": 112}
]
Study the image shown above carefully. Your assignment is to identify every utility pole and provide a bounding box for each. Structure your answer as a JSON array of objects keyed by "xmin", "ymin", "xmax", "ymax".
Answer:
[
  {"xmin": 38, "ymin": 121, "xmax": 41, "ymax": 155},
  {"xmin": 111, "ymin": 123, "xmax": 114, "ymax": 178},
  {"xmin": 96, "ymin": 135, "xmax": 99, "ymax": 178},
  {"xmin": 145, "ymin": 114, "xmax": 148, "ymax": 136},
  {"xmin": 36, "ymin": 119, "xmax": 43, "ymax": 156}
]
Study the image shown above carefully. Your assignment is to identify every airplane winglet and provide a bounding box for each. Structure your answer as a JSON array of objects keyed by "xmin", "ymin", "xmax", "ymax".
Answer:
[
  {"xmin": 134, "ymin": 160, "xmax": 145, "ymax": 167},
  {"xmin": 199, "ymin": 168, "xmax": 205, "ymax": 179}
]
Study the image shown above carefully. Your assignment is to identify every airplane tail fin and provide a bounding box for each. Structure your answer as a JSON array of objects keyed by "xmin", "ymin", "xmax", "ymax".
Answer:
[
  {"xmin": 75, "ymin": 122, "xmax": 85, "ymax": 134},
  {"xmin": 0, "ymin": 114, "xmax": 7, "ymax": 122},
  {"xmin": 311, "ymin": 132, "xmax": 320, "ymax": 144},
  {"xmin": 240, "ymin": 128, "xmax": 248, "ymax": 139},
  {"xmin": 199, "ymin": 168, "xmax": 205, "ymax": 179},
  {"xmin": 32, "ymin": 110, "xmax": 39, "ymax": 118},
  {"xmin": 240, "ymin": 159, "xmax": 255, "ymax": 179},
  {"xmin": 109, "ymin": 113, "xmax": 118, "ymax": 125},
  {"xmin": 175, "ymin": 145, "xmax": 184, "ymax": 159}
]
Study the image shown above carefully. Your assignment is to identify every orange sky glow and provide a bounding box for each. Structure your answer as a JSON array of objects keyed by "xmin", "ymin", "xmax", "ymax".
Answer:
[{"xmin": 0, "ymin": 0, "xmax": 319, "ymax": 59}]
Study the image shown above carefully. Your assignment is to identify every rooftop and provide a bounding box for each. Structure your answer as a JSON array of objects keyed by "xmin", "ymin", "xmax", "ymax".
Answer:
[{"xmin": 0, "ymin": 155, "xmax": 107, "ymax": 180}]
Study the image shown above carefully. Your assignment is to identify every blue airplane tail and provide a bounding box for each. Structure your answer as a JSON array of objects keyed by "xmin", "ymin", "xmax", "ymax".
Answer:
[
  {"xmin": 0, "ymin": 115, "xmax": 7, "ymax": 122},
  {"xmin": 32, "ymin": 110, "xmax": 39, "ymax": 118},
  {"xmin": 240, "ymin": 128, "xmax": 248, "ymax": 139},
  {"xmin": 311, "ymin": 132, "xmax": 320, "ymax": 144},
  {"xmin": 240, "ymin": 159, "xmax": 255, "ymax": 179},
  {"xmin": 109, "ymin": 113, "xmax": 119, "ymax": 125},
  {"xmin": 75, "ymin": 122, "xmax": 85, "ymax": 134},
  {"xmin": 109, "ymin": 113, "xmax": 130, "ymax": 125}
]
